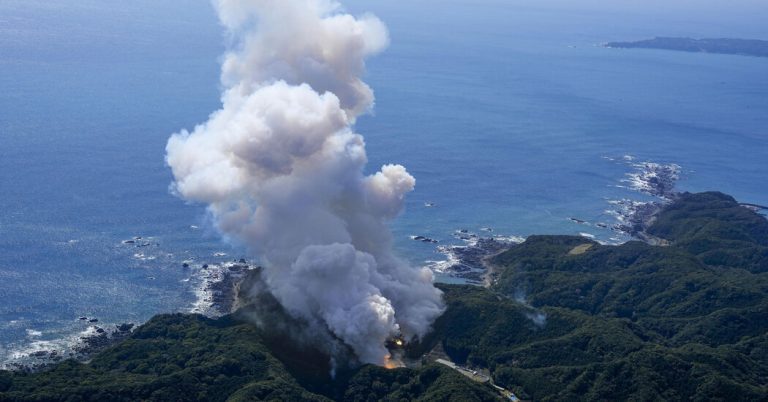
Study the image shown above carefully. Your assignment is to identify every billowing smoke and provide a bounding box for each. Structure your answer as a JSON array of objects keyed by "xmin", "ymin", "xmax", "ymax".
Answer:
[{"xmin": 165, "ymin": 0, "xmax": 444, "ymax": 365}]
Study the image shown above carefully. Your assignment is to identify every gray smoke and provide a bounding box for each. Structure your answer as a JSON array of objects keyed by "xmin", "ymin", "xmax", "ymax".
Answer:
[{"xmin": 166, "ymin": 0, "xmax": 444, "ymax": 365}]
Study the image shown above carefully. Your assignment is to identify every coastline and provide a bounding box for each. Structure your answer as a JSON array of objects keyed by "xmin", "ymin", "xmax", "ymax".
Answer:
[
  {"xmin": 1, "ymin": 259, "xmax": 257, "ymax": 372},
  {"xmin": 0, "ymin": 156, "xmax": 754, "ymax": 372},
  {"xmin": 430, "ymin": 156, "xmax": 683, "ymax": 286}
]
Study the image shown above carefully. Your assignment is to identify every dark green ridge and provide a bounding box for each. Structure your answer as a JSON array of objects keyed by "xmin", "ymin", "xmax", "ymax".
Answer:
[
  {"xmin": 411, "ymin": 192, "xmax": 768, "ymax": 401},
  {"xmin": 0, "ymin": 313, "xmax": 500, "ymax": 402}
]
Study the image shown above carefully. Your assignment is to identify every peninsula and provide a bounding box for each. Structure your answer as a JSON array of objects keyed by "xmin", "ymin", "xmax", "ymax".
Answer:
[{"xmin": 605, "ymin": 37, "xmax": 768, "ymax": 58}]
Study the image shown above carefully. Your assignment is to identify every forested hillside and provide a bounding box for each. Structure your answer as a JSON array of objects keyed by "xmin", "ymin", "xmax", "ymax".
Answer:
[{"xmin": 415, "ymin": 192, "xmax": 768, "ymax": 400}]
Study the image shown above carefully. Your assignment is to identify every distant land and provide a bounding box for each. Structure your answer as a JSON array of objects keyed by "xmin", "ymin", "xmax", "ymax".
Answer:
[{"xmin": 605, "ymin": 37, "xmax": 768, "ymax": 58}]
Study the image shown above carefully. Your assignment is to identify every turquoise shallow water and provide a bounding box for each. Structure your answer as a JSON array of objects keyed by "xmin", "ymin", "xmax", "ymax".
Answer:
[{"xmin": 1, "ymin": 0, "xmax": 767, "ymax": 363}]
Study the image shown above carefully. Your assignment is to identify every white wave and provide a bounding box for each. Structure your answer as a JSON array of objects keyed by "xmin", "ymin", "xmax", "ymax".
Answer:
[
  {"xmin": 26, "ymin": 329, "xmax": 42, "ymax": 338},
  {"xmin": 622, "ymin": 162, "xmax": 681, "ymax": 198},
  {"xmin": 424, "ymin": 231, "xmax": 524, "ymax": 278},
  {"xmin": 188, "ymin": 262, "xmax": 252, "ymax": 317},
  {"xmin": 493, "ymin": 235, "xmax": 526, "ymax": 244},
  {"xmin": 1, "ymin": 318, "xmax": 137, "ymax": 370},
  {"xmin": 424, "ymin": 248, "xmax": 461, "ymax": 274}
]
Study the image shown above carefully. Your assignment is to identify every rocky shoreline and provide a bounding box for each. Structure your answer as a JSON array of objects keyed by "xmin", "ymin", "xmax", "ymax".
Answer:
[
  {"xmin": 2, "ymin": 258, "xmax": 258, "ymax": 373},
  {"xmin": 2, "ymin": 322, "xmax": 136, "ymax": 373},
  {"xmin": 426, "ymin": 158, "xmax": 685, "ymax": 285},
  {"xmin": 605, "ymin": 160, "xmax": 681, "ymax": 243},
  {"xmin": 427, "ymin": 231, "xmax": 523, "ymax": 285},
  {"xmin": 189, "ymin": 260, "xmax": 257, "ymax": 317}
]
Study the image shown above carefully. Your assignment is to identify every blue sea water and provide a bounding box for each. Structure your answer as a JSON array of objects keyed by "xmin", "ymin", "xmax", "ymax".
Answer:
[{"xmin": 1, "ymin": 0, "xmax": 767, "ymax": 363}]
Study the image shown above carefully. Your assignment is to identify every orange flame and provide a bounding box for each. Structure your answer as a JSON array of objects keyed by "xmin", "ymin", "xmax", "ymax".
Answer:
[{"xmin": 384, "ymin": 355, "xmax": 404, "ymax": 369}]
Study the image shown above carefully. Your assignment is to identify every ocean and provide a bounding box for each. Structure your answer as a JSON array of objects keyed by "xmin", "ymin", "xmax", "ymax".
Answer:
[{"xmin": 1, "ymin": 0, "xmax": 766, "ymax": 365}]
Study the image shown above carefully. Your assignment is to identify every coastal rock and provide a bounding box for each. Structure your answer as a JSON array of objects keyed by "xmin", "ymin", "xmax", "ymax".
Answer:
[
  {"xmin": 73, "ymin": 323, "xmax": 135, "ymax": 358},
  {"xmin": 430, "ymin": 235, "xmax": 522, "ymax": 285},
  {"xmin": 3, "ymin": 320, "xmax": 138, "ymax": 372},
  {"xmin": 410, "ymin": 235, "xmax": 439, "ymax": 244},
  {"xmin": 117, "ymin": 323, "xmax": 134, "ymax": 332},
  {"xmin": 606, "ymin": 159, "xmax": 683, "ymax": 241},
  {"xmin": 190, "ymin": 262, "xmax": 258, "ymax": 317}
]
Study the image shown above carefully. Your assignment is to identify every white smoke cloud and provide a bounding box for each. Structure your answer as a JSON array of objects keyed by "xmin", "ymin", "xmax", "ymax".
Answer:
[
  {"xmin": 216, "ymin": 0, "xmax": 388, "ymax": 119},
  {"xmin": 166, "ymin": 0, "xmax": 444, "ymax": 365}
]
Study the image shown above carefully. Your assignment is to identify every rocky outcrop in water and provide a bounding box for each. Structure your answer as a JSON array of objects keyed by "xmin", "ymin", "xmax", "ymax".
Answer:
[
  {"xmin": 3, "ymin": 322, "xmax": 136, "ymax": 373},
  {"xmin": 430, "ymin": 232, "xmax": 522, "ymax": 284}
]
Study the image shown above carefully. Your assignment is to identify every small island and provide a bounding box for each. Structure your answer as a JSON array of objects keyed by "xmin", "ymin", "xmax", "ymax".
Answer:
[{"xmin": 605, "ymin": 37, "xmax": 768, "ymax": 58}]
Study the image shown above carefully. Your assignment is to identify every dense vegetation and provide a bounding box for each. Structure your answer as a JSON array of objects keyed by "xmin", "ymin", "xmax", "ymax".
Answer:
[
  {"xmin": 0, "ymin": 314, "xmax": 328, "ymax": 402},
  {"xmin": 0, "ymin": 312, "xmax": 499, "ymax": 401},
  {"xmin": 606, "ymin": 37, "xmax": 768, "ymax": 57},
  {"xmin": 414, "ymin": 192, "xmax": 768, "ymax": 401},
  {"xmin": 2, "ymin": 191, "xmax": 766, "ymax": 401}
]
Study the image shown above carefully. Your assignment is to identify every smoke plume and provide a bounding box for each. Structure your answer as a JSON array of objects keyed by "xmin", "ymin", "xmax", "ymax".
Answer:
[{"xmin": 166, "ymin": 0, "xmax": 444, "ymax": 365}]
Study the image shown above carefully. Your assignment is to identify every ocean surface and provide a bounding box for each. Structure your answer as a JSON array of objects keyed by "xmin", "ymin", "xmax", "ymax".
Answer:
[{"xmin": 1, "ymin": 0, "xmax": 767, "ymax": 365}]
